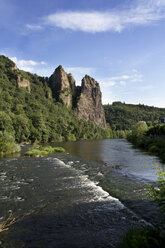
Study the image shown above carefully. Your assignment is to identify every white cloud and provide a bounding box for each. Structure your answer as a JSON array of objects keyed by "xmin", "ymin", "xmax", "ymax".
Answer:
[
  {"xmin": 101, "ymin": 80, "xmax": 116, "ymax": 87},
  {"xmin": 109, "ymin": 75, "xmax": 131, "ymax": 81},
  {"xmin": 10, "ymin": 57, "xmax": 46, "ymax": 73},
  {"xmin": 130, "ymin": 73, "xmax": 143, "ymax": 82},
  {"xmin": 100, "ymin": 71, "xmax": 143, "ymax": 87},
  {"xmin": 38, "ymin": 0, "xmax": 165, "ymax": 33},
  {"xmin": 26, "ymin": 24, "xmax": 43, "ymax": 31},
  {"xmin": 45, "ymin": 11, "xmax": 122, "ymax": 32}
]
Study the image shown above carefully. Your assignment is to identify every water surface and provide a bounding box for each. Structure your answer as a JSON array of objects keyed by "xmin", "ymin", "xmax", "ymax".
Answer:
[{"xmin": 0, "ymin": 139, "xmax": 163, "ymax": 247}]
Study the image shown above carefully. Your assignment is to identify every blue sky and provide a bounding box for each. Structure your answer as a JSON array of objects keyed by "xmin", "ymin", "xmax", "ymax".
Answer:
[{"xmin": 1, "ymin": 0, "xmax": 165, "ymax": 107}]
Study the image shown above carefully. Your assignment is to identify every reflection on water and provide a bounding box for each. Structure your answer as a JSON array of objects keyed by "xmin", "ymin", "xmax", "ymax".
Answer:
[{"xmin": 54, "ymin": 139, "xmax": 163, "ymax": 181}]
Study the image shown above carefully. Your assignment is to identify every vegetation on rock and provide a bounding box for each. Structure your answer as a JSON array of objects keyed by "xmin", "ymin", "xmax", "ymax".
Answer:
[{"xmin": 25, "ymin": 146, "xmax": 65, "ymax": 157}]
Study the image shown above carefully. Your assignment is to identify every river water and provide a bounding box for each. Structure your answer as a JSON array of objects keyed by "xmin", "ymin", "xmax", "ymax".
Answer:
[{"xmin": 0, "ymin": 139, "xmax": 164, "ymax": 247}]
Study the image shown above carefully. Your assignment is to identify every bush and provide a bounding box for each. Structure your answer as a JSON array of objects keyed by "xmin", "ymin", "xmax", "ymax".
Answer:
[
  {"xmin": 0, "ymin": 131, "xmax": 20, "ymax": 156},
  {"xmin": 25, "ymin": 149, "xmax": 48, "ymax": 157},
  {"xmin": 25, "ymin": 146, "xmax": 65, "ymax": 157},
  {"xmin": 149, "ymin": 164, "xmax": 165, "ymax": 223},
  {"xmin": 149, "ymin": 145, "xmax": 159, "ymax": 153},
  {"xmin": 118, "ymin": 228, "xmax": 165, "ymax": 248}
]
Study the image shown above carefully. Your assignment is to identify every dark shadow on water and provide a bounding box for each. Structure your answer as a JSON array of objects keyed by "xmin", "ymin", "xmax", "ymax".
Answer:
[{"xmin": 0, "ymin": 200, "xmax": 161, "ymax": 248}]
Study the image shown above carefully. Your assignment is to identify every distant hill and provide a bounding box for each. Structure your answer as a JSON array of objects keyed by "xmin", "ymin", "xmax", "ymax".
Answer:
[
  {"xmin": 104, "ymin": 102, "xmax": 165, "ymax": 130},
  {"xmin": 0, "ymin": 55, "xmax": 107, "ymax": 144}
]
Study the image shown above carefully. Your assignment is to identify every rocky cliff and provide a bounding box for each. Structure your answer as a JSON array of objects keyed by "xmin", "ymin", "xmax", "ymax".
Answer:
[
  {"xmin": 49, "ymin": 66, "xmax": 106, "ymax": 129},
  {"xmin": 76, "ymin": 75, "xmax": 106, "ymax": 129},
  {"xmin": 17, "ymin": 75, "xmax": 31, "ymax": 93},
  {"xmin": 49, "ymin": 65, "xmax": 73, "ymax": 108}
]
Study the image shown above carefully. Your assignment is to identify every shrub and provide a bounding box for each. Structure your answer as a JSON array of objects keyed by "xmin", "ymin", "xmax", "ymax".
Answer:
[
  {"xmin": 25, "ymin": 149, "xmax": 48, "ymax": 157},
  {"xmin": 0, "ymin": 131, "xmax": 20, "ymax": 156},
  {"xmin": 118, "ymin": 228, "xmax": 165, "ymax": 248},
  {"xmin": 149, "ymin": 164, "xmax": 165, "ymax": 223},
  {"xmin": 25, "ymin": 146, "xmax": 65, "ymax": 157},
  {"xmin": 149, "ymin": 145, "xmax": 159, "ymax": 154}
]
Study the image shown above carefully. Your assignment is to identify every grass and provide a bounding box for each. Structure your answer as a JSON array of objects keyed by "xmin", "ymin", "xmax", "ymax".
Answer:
[
  {"xmin": 25, "ymin": 146, "xmax": 65, "ymax": 157},
  {"xmin": 118, "ymin": 228, "xmax": 165, "ymax": 248}
]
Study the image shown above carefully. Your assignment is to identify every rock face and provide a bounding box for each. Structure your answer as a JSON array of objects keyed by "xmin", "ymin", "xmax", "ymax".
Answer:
[
  {"xmin": 67, "ymin": 73, "xmax": 76, "ymax": 95},
  {"xmin": 49, "ymin": 66, "xmax": 72, "ymax": 108},
  {"xmin": 17, "ymin": 76, "xmax": 30, "ymax": 93},
  {"xmin": 12, "ymin": 63, "xmax": 17, "ymax": 71},
  {"xmin": 49, "ymin": 66, "xmax": 106, "ymax": 129},
  {"xmin": 76, "ymin": 75, "xmax": 106, "ymax": 129}
]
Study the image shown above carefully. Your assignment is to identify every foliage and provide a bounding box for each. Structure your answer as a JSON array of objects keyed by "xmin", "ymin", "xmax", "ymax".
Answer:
[
  {"xmin": 41, "ymin": 146, "xmax": 65, "ymax": 153},
  {"xmin": 25, "ymin": 149, "xmax": 48, "ymax": 157},
  {"xmin": 149, "ymin": 164, "xmax": 165, "ymax": 222},
  {"xmin": 25, "ymin": 146, "xmax": 65, "ymax": 157},
  {"xmin": 0, "ymin": 55, "xmax": 108, "ymax": 148},
  {"xmin": 146, "ymin": 124, "xmax": 165, "ymax": 136},
  {"xmin": 104, "ymin": 102, "xmax": 165, "ymax": 131},
  {"xmin": 119, "ymin": 164, "xmax": 165, "ymax": 248},
  {"xmin": 128, "ymin": 123, "xmax": 165, "ymax": 162},
  {"xmin": 0, "ymin": 131, "xmax": 20, "ymax": 156},
  {"xmin": 128, "ymin": 121, "xmax": 148, "ymax": 144},
  {"xmin": 118, "ymin": 228, "xmax": 165, "ymax": 248}
]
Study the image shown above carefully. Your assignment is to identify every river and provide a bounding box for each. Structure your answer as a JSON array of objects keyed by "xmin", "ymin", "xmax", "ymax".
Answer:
[{"xmin": 0, "ymin": 139, "xmax": 164, "ymax": 247}]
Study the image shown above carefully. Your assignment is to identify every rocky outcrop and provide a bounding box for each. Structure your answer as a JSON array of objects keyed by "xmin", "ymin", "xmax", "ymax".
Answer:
[
  {"xmin": 76, "ymin": 75, "xmax": 106, "ymax": 129},
  {"xmin": 49, "ymin": 66, "xmax": 106, "ymax": 129},
  {"xmin": 17, "ymin": 76, "xmax": 30, "ymax": 93},
  {"xmin": 49, "ymin": 66, "xmax": 72, "ymax": 108},
  {"xmin": 12, "ymin": 63, "xmax": 17, "ymax": 71},
  {"xmin": 67, "ymin": 73, "xmax": 76, "ymax": 96}
]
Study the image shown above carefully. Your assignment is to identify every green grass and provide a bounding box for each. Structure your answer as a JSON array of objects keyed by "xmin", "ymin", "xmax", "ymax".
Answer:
[{"xmin": 25, "ymin": 146, "xmax": 65, "ymax": 157}]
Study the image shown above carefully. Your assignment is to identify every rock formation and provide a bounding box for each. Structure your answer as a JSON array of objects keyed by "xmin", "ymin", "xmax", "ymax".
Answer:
[
  {"xmin": 67, "ymin": 73, "xmax": 76, "ymax": 96},
  {"xmin": 17, "ymin": 76, "xmax": 30, "ymax": 93},
  {"xmin": 49, "ymin": 65, "xmax": 72, "ymax": 108},
  {"xmin": 12, "ymin": 63, "xmax": 17, "ymax": 71},
  {"xmin": 49, "ymin": 66, "xmax": 106, "ymax": 129},
  {"xmin": 76, "ymin": 75, "xmax": 106, "ymax": 129}
]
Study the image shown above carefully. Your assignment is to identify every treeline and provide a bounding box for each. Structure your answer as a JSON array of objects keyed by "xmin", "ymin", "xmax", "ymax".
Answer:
[
  {"xmin": 128, "ymin": 121, "xmax": 165, "ymax": 162},
  {"xmin": 104, "ymin": 101, "xmax": 165, "ymax": 131},
  {"xmin": 0, "ymin": 56, "xmax": 108, "ymax": 154}
]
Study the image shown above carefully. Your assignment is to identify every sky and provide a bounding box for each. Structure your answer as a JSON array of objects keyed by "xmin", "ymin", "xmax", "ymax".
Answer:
[{"xmin": 0, "ymin": 0, "xmax": 165, "ymax": 107}]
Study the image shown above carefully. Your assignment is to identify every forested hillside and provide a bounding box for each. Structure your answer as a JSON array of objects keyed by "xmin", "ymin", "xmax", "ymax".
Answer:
[
  {"xmin": 0, "ymin": 55, "xmax": 108, "ymax": 152},
  {"xmin": 104, "ymin": 102, "xmax": 165, "ymax": 130}
]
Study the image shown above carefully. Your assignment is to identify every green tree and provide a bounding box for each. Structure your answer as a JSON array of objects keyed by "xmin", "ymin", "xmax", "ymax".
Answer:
[
  {"xmin": 0, "ymin": 131, "xmax": 20, "ymax": 155},
  {"xmin": 131, "ymin": 121, "xmax": 148, "ymax": 142}
]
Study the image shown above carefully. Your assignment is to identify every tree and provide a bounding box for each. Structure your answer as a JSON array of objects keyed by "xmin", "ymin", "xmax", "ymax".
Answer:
[{"xmin": 131, "ymin": 121, "xmax": 148, "ymax": 142}]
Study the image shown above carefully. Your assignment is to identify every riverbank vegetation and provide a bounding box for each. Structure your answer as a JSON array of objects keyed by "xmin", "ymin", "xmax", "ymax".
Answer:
[
  {"xmin": 119, "ymin": 164, "xmax": 165, "ymax": 247},
  {"xmin": 0, "ymin": 131, "xmax": 20, "ymax": 156},
  {"xmin": 118, "ymin": 227, "xmax": 165, "ymax": 248},
  {"xmin": 119, "ymin": 123, "xmax": 165, "ymax": 247},
  {"xmin": 128, "ymin": 122, "xmax": 165, "ymax": 162},
  {"xmin": 25, "ymin": 146, "xmax": 65, "ymax": 157}
]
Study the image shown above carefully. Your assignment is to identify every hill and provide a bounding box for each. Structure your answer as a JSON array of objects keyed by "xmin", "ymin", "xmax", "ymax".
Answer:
[{"xmin": 104, "ymin": 101, "xmax": 165, "ymax": 130}]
